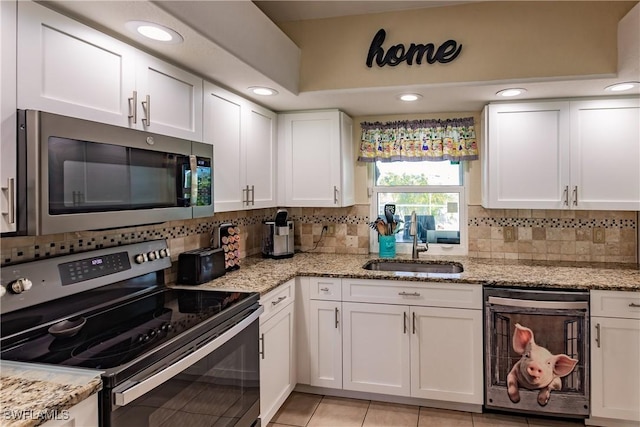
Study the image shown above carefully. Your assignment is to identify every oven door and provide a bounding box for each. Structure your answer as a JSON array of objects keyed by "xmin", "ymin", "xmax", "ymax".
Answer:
[
  {"xmin": 484, "ymin": 288, "xmax": 590, "ymax": 418},
  {"xmin": 106, "ymin": 307, "xmax": 262, "ymax": 427}
]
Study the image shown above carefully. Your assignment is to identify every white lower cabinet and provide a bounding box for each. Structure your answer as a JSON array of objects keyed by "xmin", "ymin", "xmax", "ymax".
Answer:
[
  {"xmin": 259, "ymin": 281, "xmax": 295, "ymax": 426},
  {"xmin": 410, "ymin": 306, "xmax": 483, "ymax": 404},
  {"xmin": 41, "ymin": 394, "xmax": 98, "ymax": 427},
  {"xmin": 305, "ymin": 277, "xmax": 484, "ymax": 407},
  {"xmin": 589, "ymin": 290, "xmax": 640, "ymax": 426},
  {"xmin": 309, "ymin": 299, "xmax": 342, "ymax": 389},
  {"xmin": 342, "ymin": 302, "xmax": 410, "ymax": 396}
]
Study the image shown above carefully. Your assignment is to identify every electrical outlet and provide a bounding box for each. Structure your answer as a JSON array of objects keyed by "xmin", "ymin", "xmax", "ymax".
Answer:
[
  {"xmin": 593, "ymin": 227, "xmax": 605, "ymax": 243},
  {"xmin": 327, "ymin": 225, "xmax": 335, "ymax": 235},
  {"xmin": 503, "ymin": 226, "xmax": 516, "ymax": 243}
]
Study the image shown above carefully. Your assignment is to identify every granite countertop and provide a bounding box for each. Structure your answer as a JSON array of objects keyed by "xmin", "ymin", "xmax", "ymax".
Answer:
[
  {"xmin": 0, "ymin": 361, "xmax": 102, "ymax": 427},
  {"xmin": 172, "ymin": 252, "xmax": 640, "ymax": 295}
]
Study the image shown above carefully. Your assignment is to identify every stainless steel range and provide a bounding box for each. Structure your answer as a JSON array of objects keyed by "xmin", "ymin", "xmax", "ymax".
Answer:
[{"xmin": 0, "ymin": 240, "xmax": 262, "ymax": 427}]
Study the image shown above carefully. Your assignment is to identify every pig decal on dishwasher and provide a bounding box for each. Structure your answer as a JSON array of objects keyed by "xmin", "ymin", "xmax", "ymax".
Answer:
[{"xmin": 507, "ymin": 323, "xmax": 578, "ymax": 406}]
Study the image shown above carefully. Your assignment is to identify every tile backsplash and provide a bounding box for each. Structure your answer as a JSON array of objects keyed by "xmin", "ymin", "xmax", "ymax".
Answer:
[
  {"xmin": 1, "ymin": 204, "xmax": 637, "ymax": 267},
  {"xmin": 467, "ymin": 206, "xmax": 637, "ymax": 263}
]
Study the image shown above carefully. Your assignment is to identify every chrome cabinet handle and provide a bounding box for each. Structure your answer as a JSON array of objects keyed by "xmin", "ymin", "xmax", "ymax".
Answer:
[
  {"xmin": 563, "ymin": 186, "xmax": 569, "ymax": 206},
  {"xmin": 320, "ymin": 287, "xmax": 330, "ymax": 292},
  {"xmin": 334, "ymin": 307, "xmax": 339, "ymax": 329},
  {"xmin": 250, "ymin": 185, "xmax": 255, "ymax": 206},
  {"xmin": 595, "ymin": 323, "xmax": 601, "ymax": 348},
  {"xmin": 260, "ymin": 333, "xmax": 265, "ymax": 359},
  {"xmin": 572, "ymin": 186, "xmax": 578, "ymax": 206},
  {"xmin": 242, "ymin": 187, "xmax": 247, "ymax": 205},
  {"xmin": 2, "ymin": 178, "xmax": 15, "ymax": 224},
  {"xmin": 271, "ymin": 296, "xmax": 286, "ymax": 306},
  {"xmin": 128, "ymin": 91, "xmax": 137, "ymax": 124},
  {"xmin": 412, "ymin": 312, "xmax": 416, "ymax": 334},
  {"xmin": 630, "ymin": 303, "xmax": 640, "ymax": 308},
  {"xmin": 244, "ymin": 185, "xmax": 250, "ymax": 206},
  {"xmin": 333, "ymin": 186, "xmax": 338, "ymax": 204},
  {"xmin": 398, "ymin": 291, "xmax": 420, "ymax": 297},
  {"xmin": 142, "ymin": 94, "xmax": 150, "ymax": 126},
  {"xmin": 403, "ymin": 312, "xmax": 407, "ymax": 334}
]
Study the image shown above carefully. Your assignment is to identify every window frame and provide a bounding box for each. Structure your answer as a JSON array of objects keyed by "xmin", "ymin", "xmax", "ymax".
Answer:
[{"xmin": 369, "ymin": 163, "xmax": 468, "ymax": 257}]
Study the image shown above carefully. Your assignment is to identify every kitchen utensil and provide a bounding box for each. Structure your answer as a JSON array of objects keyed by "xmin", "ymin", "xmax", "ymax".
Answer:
[{"xmin": 384, "ymin": 204, "xmax": 396, "ymax": 234}]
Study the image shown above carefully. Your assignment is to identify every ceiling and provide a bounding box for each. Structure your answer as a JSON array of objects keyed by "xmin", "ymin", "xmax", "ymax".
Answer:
[{"xmin": 43, "ymin": 1, "xmax": 638, "ymax": 117}]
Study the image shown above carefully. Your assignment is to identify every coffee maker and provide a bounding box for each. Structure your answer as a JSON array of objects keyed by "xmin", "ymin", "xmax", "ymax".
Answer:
[{"xmin": 262, "ymin": 209, "xmax": 294, "ymax": 259}]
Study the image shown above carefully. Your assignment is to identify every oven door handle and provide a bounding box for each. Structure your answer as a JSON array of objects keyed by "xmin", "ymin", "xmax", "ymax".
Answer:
[
  {"xmin": 113, "ymin": 306, "xmax": 263, "ymax": 407},
  {"xmin": 488, "ymin": 296, "xmax": 588, "ymax": 310}
]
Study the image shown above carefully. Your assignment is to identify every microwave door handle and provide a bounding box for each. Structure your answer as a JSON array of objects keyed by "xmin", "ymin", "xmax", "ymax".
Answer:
[
  {"xmin": 114, "ymin": 306, "xmax": 263, "ymax": 406},
  {"xmin": 189, "ymin": 155, "xmax": 198, "ymax": 205}
]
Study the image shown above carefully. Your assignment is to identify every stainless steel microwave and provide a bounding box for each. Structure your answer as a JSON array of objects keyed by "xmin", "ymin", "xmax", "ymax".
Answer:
[{"xmin": 16, "ymin": 110, "xmax": 213, "ymax": 236}]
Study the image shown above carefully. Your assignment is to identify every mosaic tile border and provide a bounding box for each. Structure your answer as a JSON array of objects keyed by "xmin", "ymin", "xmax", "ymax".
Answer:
[{"xmin": 468, "ymin": 217, "xmax": 637, "ymax": 229}]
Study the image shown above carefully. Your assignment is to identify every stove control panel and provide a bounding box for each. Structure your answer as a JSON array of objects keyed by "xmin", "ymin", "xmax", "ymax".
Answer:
[{"xmin": 0, "ymin": 239, "xmax": 171, "ymax": 314}]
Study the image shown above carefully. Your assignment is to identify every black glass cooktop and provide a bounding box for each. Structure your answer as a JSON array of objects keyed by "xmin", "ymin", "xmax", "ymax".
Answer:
[{"xmin": 0, "ymin": 283, "xmax": 254, "ymax": 371}]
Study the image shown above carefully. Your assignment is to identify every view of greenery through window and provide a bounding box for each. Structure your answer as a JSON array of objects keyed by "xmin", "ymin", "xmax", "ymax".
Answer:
[{"xmin": 374, "ymin": 161, "xmax": 462, "ymax": 245}]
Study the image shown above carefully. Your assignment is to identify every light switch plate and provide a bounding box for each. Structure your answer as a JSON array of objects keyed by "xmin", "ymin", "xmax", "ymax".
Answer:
[
  {"xmin": 593, "ymin": 227, "xmax": 605, "ymax": 243},
  {"xmin": 503, "ymin": 226, "xmax": 516, "ymax": 243}
]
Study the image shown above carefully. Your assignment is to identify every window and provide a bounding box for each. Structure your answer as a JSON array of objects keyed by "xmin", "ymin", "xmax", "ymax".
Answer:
[{"xmin": 370, "ymin": 160, "xmax": 467, "ymax": 256}]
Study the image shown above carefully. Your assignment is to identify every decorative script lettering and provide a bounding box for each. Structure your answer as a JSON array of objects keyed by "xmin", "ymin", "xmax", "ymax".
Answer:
[{"xmin": 366, "ymin": 29, "xmax": 462, "ymax": 68}]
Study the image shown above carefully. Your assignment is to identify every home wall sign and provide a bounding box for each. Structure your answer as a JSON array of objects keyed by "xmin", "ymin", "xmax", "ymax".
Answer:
[{"xmin": 366, "ymin": 28, "xmax": 462, "ymax": 68}]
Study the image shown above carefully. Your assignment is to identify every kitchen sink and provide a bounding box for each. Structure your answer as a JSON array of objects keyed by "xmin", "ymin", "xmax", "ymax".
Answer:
[{"xmin": 363, "ymin": 260, "xmax": 464, "ymax": 274}]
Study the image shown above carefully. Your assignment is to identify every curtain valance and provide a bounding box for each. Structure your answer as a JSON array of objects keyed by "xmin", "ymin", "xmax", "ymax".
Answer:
[{"xmin": 357, "ymin": 117, "xmax": 478, "ymax": 162}]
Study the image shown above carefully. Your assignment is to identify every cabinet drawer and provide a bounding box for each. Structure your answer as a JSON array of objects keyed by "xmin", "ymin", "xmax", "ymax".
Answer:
[
  {"xmin": 591, "ymin": 290, "xmax": 640, "ymax": 319},
  {"xmin": 260, "ymin": 280, "xmax": 295, "ymax": 323},
  {"xmin": 309, "ymin": 277, "xmax": 342, "ymax": 301},
  {"xmin": 341, "ymin": 279, "xmax": 482, "ymax": 310}
]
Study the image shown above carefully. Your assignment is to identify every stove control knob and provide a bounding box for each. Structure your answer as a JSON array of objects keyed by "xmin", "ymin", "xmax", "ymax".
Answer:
[
  {"xmin": 147, "ymin": 251, "xmax": 158, "ymax": 261},
  {"xmin": 134, "ymin": 254, "xmax": 146, "ymax": 264},
  {"xmin": 9, "ymin": 278, "xmax": 33, "ymax": 294},
  {"xmin": 159, "ymin": 248, "xmax": 170, "ymax": 258},
  {"xmin": 0, "ymin": 286, "xmax": 6, "ymax": 298}
]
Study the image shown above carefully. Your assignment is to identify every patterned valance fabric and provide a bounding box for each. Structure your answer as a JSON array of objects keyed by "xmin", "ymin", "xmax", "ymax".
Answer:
[{"xmin": 358, "ymin": 117, "xmax": 478, "ymax": 162}]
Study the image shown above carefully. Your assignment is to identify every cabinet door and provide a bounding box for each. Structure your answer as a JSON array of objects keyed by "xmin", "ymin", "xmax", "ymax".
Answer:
[
  {"xmin": 204, "ymin": 83, "xmax": 245, "ymax": 212},
  {"xmin": 1, "ymin": 0, "xmax": 17, "ymax": 233},
  {"xmin": 570, "ymin": 98, "xmax": 640, "ymax": 210},
  {"xmin": 136, "ymin": 53, "xmax": 203, "ymax": 141},
  {"xmin": 484, "ymin": 102, "xmax": 571, "ymax": 209},
  {"xmin": 17, "ymin": 1, "xmax": 136, "ymax": 127},
  {"xmin": 281, "ymin": 111, "xmax": 341, "ymax": 207},
  {"xmin": 591, "ymin": 316, "xmax": 640, "ymax": 422},
  {"xmin": 260, "ymin": 302, "xmax": 295, "ymax": 426},
  {"xmin": 410, "ymin": 306, "xmax": 483, "ymax": 404},
  {"xmin": 342, "ymin": 302, "xmax": 411, "ymax": 396},
  {"xmin": 309, "ymin": 300, "xmax": 342, "ymax": 388},
  {"xmin": 339, "ymin": 112, "xmax": 355, "ymax": 207},
  {"xmin": 245, "ymin": 104, "xmax": 276, "ymax": 208}
]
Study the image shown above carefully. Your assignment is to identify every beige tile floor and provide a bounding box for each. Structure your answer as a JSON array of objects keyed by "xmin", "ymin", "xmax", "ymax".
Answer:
[{"xmin": 268, "ymin": 392, "xmax": 586, "ymax": 427}]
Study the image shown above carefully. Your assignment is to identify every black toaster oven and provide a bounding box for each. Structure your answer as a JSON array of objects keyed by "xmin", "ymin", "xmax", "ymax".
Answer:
[{"xmin": 177, "ymin": 247, "xmax": 226, "ymax": 285}]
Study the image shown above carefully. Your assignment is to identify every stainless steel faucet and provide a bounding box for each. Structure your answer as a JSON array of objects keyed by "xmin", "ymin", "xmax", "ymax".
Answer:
[{"xmin": 410, "ymin": 211, "xmax": 428, "ymax": 259}]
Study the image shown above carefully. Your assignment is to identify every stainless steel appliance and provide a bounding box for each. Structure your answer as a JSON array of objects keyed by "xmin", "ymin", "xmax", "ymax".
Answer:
[
  {"xmin": 14, "ymin": 110, "xmax": 213, "ymax": 236},
  {"xmin": 177, "ymin": 247, "xmax": 226, "ymax": 285},
  {"xmin": 0, "ymin": 240, "xmax": 262, "ymax": 427},
  {"xmin": 262, "ymin": 210, "xmax": 294, "ymax": 259},
  {"xmin": 484, "ymin": 287, "xmax": 589, "ymax": 418}
]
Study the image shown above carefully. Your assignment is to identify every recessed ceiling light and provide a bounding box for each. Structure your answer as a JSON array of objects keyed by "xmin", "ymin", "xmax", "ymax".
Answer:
[
  {"xmin": 398, "ymin": 93, "xmax": 422, "ymax": 102},
  {"xmin": 249, "ymin": 87, "xmax": 278, "ymax": 96},
  {"xmin": 496, "ymin": 88, "xmax": 527, "ymax": 97},
  {"xmin": 604, "ymin": 81, "xmax": 639, "ymax": 92},
  {"xmin": 126, "ymin": 21, "xmax": 183, "ymax": 43}
]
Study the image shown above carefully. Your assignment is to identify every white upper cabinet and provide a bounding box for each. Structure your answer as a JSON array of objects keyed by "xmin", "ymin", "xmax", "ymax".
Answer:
[
  {"xmin": 482, "ymin": 97, "xmax": 640, "ymax": 210},
  {"xmin": 278, "ymin": 110, "xmax": 355, "ymax": 207},
  {"xmin": 569, "ymin": 98, "xmax": 640, "ymax": 210},
  {"xmin": 1, "ymin": 0, "xmax": 17, "ymax": 234},
  {"xmin": 17, "ymin": 1, "xmax": 136, "ymax": 127},
  {"xmin": 204, "ymin": 82, "xmax": 276, "ymax": 212},
  {"xmin": 482, "ymin": 101, "xmax": 571, "ymax": 209},
  {"xmin": 17, "ymin": 1, "xmax": 203, "ymax": 141},
  {"xmin": 135, "ymin": 52, "xmax": 203, "ymax": 141}
]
